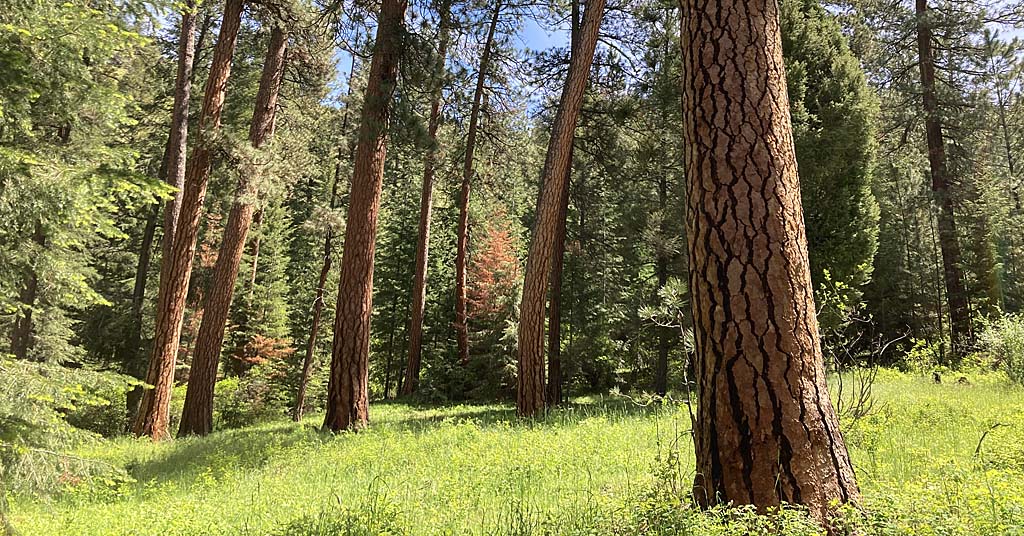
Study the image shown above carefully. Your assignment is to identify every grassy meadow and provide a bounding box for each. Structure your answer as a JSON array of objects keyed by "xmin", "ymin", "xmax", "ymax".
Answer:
[{"xmin": 11, "ymin": 371, "xmax": 1024, "ymax": 535}]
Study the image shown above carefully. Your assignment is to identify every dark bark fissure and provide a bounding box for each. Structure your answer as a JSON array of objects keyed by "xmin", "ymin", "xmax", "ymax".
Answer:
[{"xmin": 679, "ymin": 0, "xmax": 859, "ymax": 522}]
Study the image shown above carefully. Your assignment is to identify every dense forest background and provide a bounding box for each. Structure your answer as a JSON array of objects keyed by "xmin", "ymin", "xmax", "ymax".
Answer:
[
  {"xmin": 5, "ymin": 0, "xmax": 1024, "ymax": 411},
  {"xmin": 4, "ymin": 0, "xmax": 1024, "ymax": 531}
]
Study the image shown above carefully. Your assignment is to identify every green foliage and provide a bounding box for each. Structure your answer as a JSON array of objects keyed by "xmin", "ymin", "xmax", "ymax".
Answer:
[
  {"xmin": 979, "ymin": 316, "xmax": 1024, "ymax": 384},
  {"xmin": 781, "ymin": 0, "xmax": 880, "ymax": 329},
  {"xmin": 0, "ymin": 356, "xmax": 133, "ymax": 497}
]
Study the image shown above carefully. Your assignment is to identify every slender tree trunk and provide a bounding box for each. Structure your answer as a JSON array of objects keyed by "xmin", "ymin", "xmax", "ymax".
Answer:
[
  {"xmin": 517, "ymin": 0, "xmax": 605, "ymax": 418},
  {"xmin": 403, "ymin": 1, "xmax": 452, "ymax": 395},
  {"xmin": 293, "ymin": 147, "xmax": 344, "ymax": 421},
  {"xmin": 545, "ymin": 0, "xmax": 581, "ymax": 409},
  {"xmin": 680, "ymin": 0, "xmax": 859, "ymax": 521},
  {"xmin": 323, "ymin": 0, "xmax": 408, "ymax": 432},
  {"xmin": 178, "ymin": 27, "xmax": 288, "ymax": 437},
  {"xmin": 125, "ymin": 5, "xmax": 198, "ymax": 419},
  {"xmin": 10, "ymin": 223, "xmax": 44, "ymax": 361},
  {"xmin": 653, "ymin": 174, "xmax": 670, "ymax": 396},
  {"xmin": 247, "ymin": 209, "xmax": 264, "ymax": 303},
  {"xmin": 545, "ymin": 170, "xmax": 570, "ymax": 407},
  {"xmin": 915, "ymin": 0, "xmax": 972, "ymax": 358},
  {"xmin": 132, "ymin": 0, "xmax": 244, "ymax": 440},
  {"xmin": 123, "ymin": 205, "xmax": 158, "ymax": 420},
  {"xmin": 455, "ymin": 1, "xmax": 502, "ymax": 367},
  {"xmin": 163, "ymin": 1, "xmax": 198, "ymax": 262}
]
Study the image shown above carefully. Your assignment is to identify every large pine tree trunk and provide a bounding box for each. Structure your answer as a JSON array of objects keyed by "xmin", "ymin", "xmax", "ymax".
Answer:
[
  {"xmin": 517, "ymin": 0, "xmax": 605, "ymax": 418},
  {"xmin": 132, "ymin": 0, "xmax": 244, "ymax": 440},
  {"xmin": 545, "ymin": 0, "xmax": 580, "ymax": 409},
  {"xmin": 178, "ymin": 27, "xmax": 288, "ymax": 437},
  {"xmin": 124, "ymin": 3, "xmax": 198, "ymax": 420},
  {"xmin": 680, "ymin": 0, "xmax": 859, "ymax": 521},
  {"xmin": 403, "ymin": 1, "xmax": 452, "ymax": 395},
  {"xmin": 323, "ymin": 0, "xmax": 408, "ymax": 432},
  {"xmin": 915, "ymin": 0, "xmax": 972, "ymax": 358},
  {"xmin": 293, "ymin": 58, "xmax": 360, "ymax": 421},
  {"xmin": 455, "ymin": 1, "xmax": 502, "ymax": 367}
]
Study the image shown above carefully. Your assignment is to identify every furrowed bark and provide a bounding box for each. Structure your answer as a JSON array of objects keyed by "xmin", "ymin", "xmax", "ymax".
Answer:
[
  {"xmin": 132, "ymin": 0, "xmax": 244, "ymax": 440},
  {"xmin": 679, "ymin": 0, "xmax": 859, "ymax": 521},
  {"xmin": 403, "ymin": 0, "xmax": 452, "ymax": 395},
  {"xmin": 517, "ymin": 0, "xmax": 606, "ymax": 418},
  {"xmin": 178, "ymin": 26, "xmax": 288, "ymax": 437},
  {"xmin": 323, "ymin": 0, "xmax": 408, "ymax": 432}
]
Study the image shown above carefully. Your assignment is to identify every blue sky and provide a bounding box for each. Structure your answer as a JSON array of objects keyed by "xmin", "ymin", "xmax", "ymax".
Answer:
[{"xmin": 331, "ymin": 14, "xmax": 569, "ymax": 98}]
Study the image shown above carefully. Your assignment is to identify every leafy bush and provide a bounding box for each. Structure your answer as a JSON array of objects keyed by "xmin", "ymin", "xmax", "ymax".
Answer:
[
  {"xmin": 0, "ymin": 356, "xmax": 133, "ymax": 533},
  {"xmin": 979, "ymin": 315, "xmax": 1024, "ymax": 385},
  {"xmin": 214, "ymin": 365, "xmax": 289, "ymax": 429}
]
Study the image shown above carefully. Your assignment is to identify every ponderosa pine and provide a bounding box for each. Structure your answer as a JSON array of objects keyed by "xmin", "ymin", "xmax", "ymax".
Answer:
[
  {"xmin": 455, "ymin": 0, "xmax": 502, "ymax": 367},
  {"xmin": 403, "ymin": 0, "xmax": 453, "ymax": 395},
  {"xmin": 545, "ymin": 0, "xmax": 580, "ymax": 408},
  {"xmin": 123, "ymin": 0, "xmax": 198, "ymax": 421},
  {"xmin": 680, "ymin": 0, "xmax": 859, "ymax": 521},
  {"xmin": 133, "ymin": 0, "xmax": 245, "ymax": 440},
  {"xmin": 517, "ymin": 0, "xmax": 606, "ymax": 417},
  {"xmin": 178, "ymin": 25, "xmax": 288, "ymax": 437},
  {"xmin": 323, "ymin": 0, "xmax": 408, "ymax": 432},
  {"xmin": 915, "ymin": 0, "xmax": 973, "ymax": 357}
]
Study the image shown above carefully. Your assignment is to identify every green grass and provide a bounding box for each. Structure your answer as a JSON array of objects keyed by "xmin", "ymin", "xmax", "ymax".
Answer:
[{"xmin": 10, "ymin": 371, "xmax": 1024, "ymax": 535}]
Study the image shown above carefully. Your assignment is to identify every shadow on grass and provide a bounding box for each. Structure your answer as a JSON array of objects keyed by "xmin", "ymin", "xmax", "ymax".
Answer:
[
  {"xmin": 128, "ymin": 421, "xmax": 328, "ymax": 485},
  {"xmin": 128, "ymin": 396, "xmax": 675, "ymax": 486},
  {"xmin": 371, "ymin": 395, "xmax": 674, "ymax": 433}
]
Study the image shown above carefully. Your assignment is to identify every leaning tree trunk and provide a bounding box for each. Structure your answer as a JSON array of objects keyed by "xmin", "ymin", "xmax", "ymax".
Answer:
[
  {"xmin": 294, "ymin": 145, "xmax": 344, "ymax": 421},
  {"xmin": 178, "ymin": 26, "xmax": 288, "ymax": 437},
  {"xmin": 323, "ymin": 0, "xmax": 408, "ymax": 432},
  {"xmin": 403, "ymin": 0, "xmax": 452, "ymax": 395},
  {"xmin": 545, "ymin": 0, "xmax": 581, "ymax": 409},
  {"xmin": 132, "ymin": 0, "xmax": 244, "ymax": 440},
  {"xmin": 516, "ymin": 0, "xmax": 605, "ymax": 418},
  {"xmin": 915, "ymin": 0, "xmax": 972, "ymax": 359},
  {"xmin": 455, "ymin": 0, "xmax": 502, "ymax": 367},
  {"xmin": 680, "ymin": 0, "xmax": 859, "ymax": 522},
  {"xmin": 124, "ymin": 2, "xmax": 198, "ymax": 420}
]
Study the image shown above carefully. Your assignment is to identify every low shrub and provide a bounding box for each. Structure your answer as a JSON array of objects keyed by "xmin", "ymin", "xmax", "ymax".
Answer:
[{"xmin": 979, "ymin": 315, "xmax": 1024, "ymax": 385}]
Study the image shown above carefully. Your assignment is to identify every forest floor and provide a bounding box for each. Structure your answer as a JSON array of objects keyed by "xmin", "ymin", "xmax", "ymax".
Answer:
[{"xmin": 11, "ymin": 371, "xmax": 1024, "ymax": 535}]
